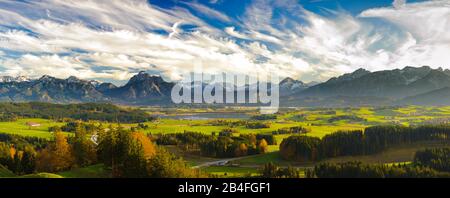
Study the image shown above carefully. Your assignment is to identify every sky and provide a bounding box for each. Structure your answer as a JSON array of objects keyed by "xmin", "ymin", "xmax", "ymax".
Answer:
[{"xmin": 0, "ymin": 0, "xmax": 449, "ymax": 85}]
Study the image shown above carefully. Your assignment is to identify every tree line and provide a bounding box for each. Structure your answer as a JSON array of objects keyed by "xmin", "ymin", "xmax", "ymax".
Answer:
[
  {"xmin": 306, "ymin": 161, "xmax": 447, "ymax": 178},
  {"xmin": 280, "ymin": 125, "xmax": 450, "ymax": 162},
  {"xmin": 49, "ymin": 121, "xmax": 101, "ymax": 133},
  {"xmin": 0, "ymin": 102, "xmax": 155, "ymax": 123},
  {"xmin": 154, "ymin": 131, "xmax": 270, "ymax": 158},
  {"xmin": 259, "ymin": 162, "xmax": 302, "ymax": 178},
  {"xmin": 414, "ymin": 148, "xmax": 450, "ymax": 172},
  {"xmin": 307, "ymin": 148, "xmax": 450, "ymax": 178}
]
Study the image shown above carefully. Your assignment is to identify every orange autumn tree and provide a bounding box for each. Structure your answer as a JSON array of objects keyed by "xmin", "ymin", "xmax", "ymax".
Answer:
[
  {"xmin": 36, "ymin": 131, "xmax": 74, "ymax": 172},
  {"xmin": 9, "ymin": 146, "xmax": 16, "ymax": 159},
  {"xmin": 131, "ymin": 132, "xmax": 156, "ymax": 160}
]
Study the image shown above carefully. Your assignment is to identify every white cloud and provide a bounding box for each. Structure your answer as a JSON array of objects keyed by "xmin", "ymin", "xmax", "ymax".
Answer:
[
  {"xmin": 393, "ymin": 0, "xmax": 407, "ymax": 9},
  {"xmin": 360, "ymin": 0, "xmax": 450, "ymax": 68},
  {"xmin": 225, "ymin": 27, "xmax": 250, "ymax": 39},
  {"xmin": 0, "ymin": 0, "xmax": 449, "ymax": 84},
  {"xmin": 0, "ymin": 54, "xmax": 134, "ymax": 81}
]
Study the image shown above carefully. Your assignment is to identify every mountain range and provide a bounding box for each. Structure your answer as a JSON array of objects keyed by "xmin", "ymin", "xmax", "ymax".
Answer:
[
  {"xmin": 290, "ymin": 66, "xmax": 450, "ymax": 106},
  {"xmin": 1, "ymin": 66, "xmax": 449, "ymax": 106}
]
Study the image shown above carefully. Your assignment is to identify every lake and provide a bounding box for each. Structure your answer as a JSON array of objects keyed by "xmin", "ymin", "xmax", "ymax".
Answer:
[{"xmin": 159, "ymin": 112, "xmax": 251, "ymax": 120}]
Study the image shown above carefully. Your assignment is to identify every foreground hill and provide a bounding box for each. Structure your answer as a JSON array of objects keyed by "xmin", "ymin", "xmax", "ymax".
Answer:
[{"xmin": 0, "ymin": 165, "xmax": 15, "ymax": 177}]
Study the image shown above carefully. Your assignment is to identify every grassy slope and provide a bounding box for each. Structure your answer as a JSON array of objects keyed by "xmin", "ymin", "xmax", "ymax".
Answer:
[
  {"xmin": 202, "ymin": 166, "xmax": 258, "ymax": 177},
  {"xmin": 19, "ymin": 173, "xmax": 64, "ymax": 178},
  {"xmin": 0, "ymin": 165, "xmax": 15, "ymax": 178},
  {"xmin": 58, "ymin": 164, "xmax": 111, "ymax": 178}
]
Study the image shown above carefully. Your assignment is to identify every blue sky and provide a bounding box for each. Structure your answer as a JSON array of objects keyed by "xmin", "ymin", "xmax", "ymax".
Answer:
[
  {"xmin": 151, "ymin": 0, "xmax": 426, "ymax": 16},
  {"xmin": 0, "ymin": 0, "xmax": 448, "ymax": 85}
]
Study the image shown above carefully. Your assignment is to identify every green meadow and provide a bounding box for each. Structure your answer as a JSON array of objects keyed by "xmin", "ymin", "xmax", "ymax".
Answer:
[
  {"xmin": 0, "ymin": 118, "xmax": 69, "ymax": 139},
  {"xmin": 4, "ymin": 106, "xmax": 449, "ymax": 140},
  {"xmin": 1, "ymin": 105, "xmax": 450, "ymax": 178}
]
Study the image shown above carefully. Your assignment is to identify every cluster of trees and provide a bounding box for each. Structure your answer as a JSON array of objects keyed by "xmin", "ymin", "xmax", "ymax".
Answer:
[
  {"xmin": 33, "ymin": 123, "xmax": 99, "ymax": 173},
  {"xmin": 259, "ymin": 162, "xmax": 302, "ymax": 178},
  {"xmin": 154, "ymin": 131, "xmax": 270, "ymax": 158},
  {"xmin": 199, "ymin": 136, "xmax": 268, "ymax": 158},
  {"xmin": 250, "ymin": 114, "xmax": 277, "ymax": 120},
  {"xmin": 218, "ymin": 128, "xmax": 240, "ymax": 136},
  {"xmin": 414, "ymin": 148, "xmax": 450, "ymax": 172},
  {"xmin": 0, "ymin": 102, "xmax": 155, "ymax": 123},
  {"xmin": 280, "ymin": 125, "xmax": 450, "ymax": 162},
  {"xmin": 272, "ymin": 126, "xmax": 310, "ymax": 135},
  {"xmin": 208, "ymin": 120, "xmax": 246, "ymax": 127},
  {"xmin": 307, "ymin": 161, "xmax": 446, "ymax": 178},
  {"xmin": 49, "ymin": 121, "xmax": 100, "ymax": 133},
  {"xmin": 280, "ymin": 136, "xmax": 321, "ymax": 161},
  {"xmin": 319, "ymin": 110, "xmax": 337, "ymax": 115},
  {"xmin": 35, "ymin": 132, "xmax": 80, "ymax": 172},
  {"xmin": 97, "ymin": 127, "xmax": 199, "ymax": 178},
  {"xmin": 0, "ymin": 143, "xmax": 36, "ymax": 175},
  {"xmin": 255, "ymin": 134, "xmax": 277, "ymax": 145},
  {"xmin": 364, "ymin": 125, "xmax": 449, "ymax": 153},
  {"xmin": 0, "ymin": 125, "xmax": 200, "ymax": 178},
  {"xmin": 155, "ymin": 131, "xmax": 213, "ymax": 149},
  {"xmin": 0, "ymin": 113, "xmax": 18, "ymax": 122},
  {"xmin": 0, "ymin": 133, "xmax": 48, "ymax": 149},
  {"xmin": 245, "ymin": 122, "xmax": 271, "ymax": 129},
  {"xmin": 0, "ymin": 133, "xmax": 50, "ymax": 175},
  {"xmin": 131, "ymin": 123, "xmax": 150, "ymax": 132},
  {"xmin": 308, "ymin": 148, "xmax": 450, "ymax": 178},
  {"xmin": 208, "ymin": 119, "xmax": 271, "ymax": 129}
]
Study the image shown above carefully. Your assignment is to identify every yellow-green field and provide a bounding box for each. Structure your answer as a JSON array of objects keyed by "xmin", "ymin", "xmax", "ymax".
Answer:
[
  {"xmin": 201, "ymin": 166, "xmax": 259, "ymax": 177},
  {"xmin": 0, "ymin": 118, "xmax": 70, "ymax": 139},
  {"xmin": 1, "ymin": 105, "xmax": 450, "ymax": 178},
  {"xmin": 2, "ymin": 105, "xmax": 450, "ymax": 143}
]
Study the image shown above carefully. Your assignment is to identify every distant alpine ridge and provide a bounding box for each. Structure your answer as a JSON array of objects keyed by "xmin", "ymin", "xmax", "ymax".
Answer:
[
  {"xmin": 0, "ymin": 72, "xmax": 173, "ymax": 104},
  {"xmin": 289, "ymin": 66, "xmax": 450, "ymax": 106},
  {"xmin": 1, "ymin": 66, "xmax": 449, "ymax": 106}
]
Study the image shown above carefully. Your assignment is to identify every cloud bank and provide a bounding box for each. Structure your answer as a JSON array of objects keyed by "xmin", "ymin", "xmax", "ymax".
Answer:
[{"xmin": 0, "ymin": 0, "xmax": 449, "ymax": 84}]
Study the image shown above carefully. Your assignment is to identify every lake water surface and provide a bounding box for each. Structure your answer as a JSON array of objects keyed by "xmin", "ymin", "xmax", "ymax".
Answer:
[{"xmin": 159, "ymin": 112, "xmax": 251, "ymax": 120}]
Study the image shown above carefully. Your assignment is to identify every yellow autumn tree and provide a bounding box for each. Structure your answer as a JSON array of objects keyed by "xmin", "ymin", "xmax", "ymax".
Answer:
[
  {"xmin": 259, "ymin": 139, "xmax": 269, "ymax": 154},
  {"xmin": 234, "ymin": 143, "xmax": 248, "ymax": 156},
  {"xmin": 36, "ymin": 131, "xmax": 74, "ymax": 172}
]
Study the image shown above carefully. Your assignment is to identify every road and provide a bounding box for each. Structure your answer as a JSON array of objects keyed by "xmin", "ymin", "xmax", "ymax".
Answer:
[{"xmin": 191, "ymin": 154, "xmax": 264, "ymax": 169}]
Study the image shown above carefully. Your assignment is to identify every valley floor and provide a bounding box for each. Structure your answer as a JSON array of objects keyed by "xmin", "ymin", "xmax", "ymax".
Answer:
[{"xmin": 1, "ymin": 105, "xmax": 449, "ymax": 178}]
